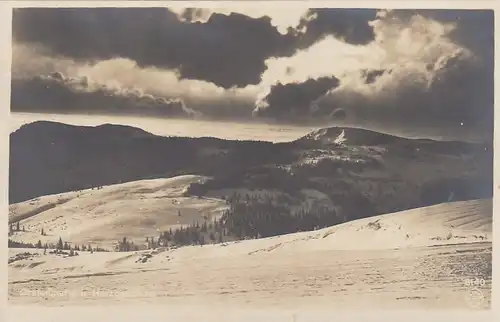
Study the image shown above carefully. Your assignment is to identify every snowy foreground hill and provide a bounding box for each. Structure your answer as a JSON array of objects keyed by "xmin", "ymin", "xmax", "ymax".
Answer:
[
  {"xmin": 8, "ymin": 175, "xmax": 229, "ymax": 250},
  {"xmin": 9, "ymin": 198, "xmax": 492, "ymax": 309}
]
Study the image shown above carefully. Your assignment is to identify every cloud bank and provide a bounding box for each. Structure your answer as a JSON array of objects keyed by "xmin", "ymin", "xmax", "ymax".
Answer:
[{"xmin": 11, "ymin": 70, "xmax": 199, "ymax": 118}]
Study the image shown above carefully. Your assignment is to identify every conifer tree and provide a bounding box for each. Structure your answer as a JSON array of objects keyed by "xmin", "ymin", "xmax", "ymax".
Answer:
[{"xmin": 57, "ymin": 237, "xmax": 63, "ymax": 250}]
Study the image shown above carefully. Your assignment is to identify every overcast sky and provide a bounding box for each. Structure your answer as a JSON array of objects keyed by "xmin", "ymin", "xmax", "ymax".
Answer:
[{"xmin": 10, "ymin": 7, "xmax": 494, "ymax": 141}]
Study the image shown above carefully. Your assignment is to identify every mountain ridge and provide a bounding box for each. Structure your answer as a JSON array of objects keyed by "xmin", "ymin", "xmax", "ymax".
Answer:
[{"xmin": 14, "ymin": 120, "xmax": 487, "ymax": 145}]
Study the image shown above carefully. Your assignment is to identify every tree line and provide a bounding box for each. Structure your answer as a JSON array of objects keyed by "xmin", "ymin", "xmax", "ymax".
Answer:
[
  {"xmin": 8, "ymin": 236, "xmax": 108, "ymax": 253},
  {"xmin": 114, "ymin": 192, "xmax": 346, "ymax": 250}
]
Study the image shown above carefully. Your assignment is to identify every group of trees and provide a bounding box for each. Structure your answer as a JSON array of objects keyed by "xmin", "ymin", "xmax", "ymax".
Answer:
[
  {"xmin": 116, "ymin": 237, "xmax": 140, "ymax": 252},
  {"xmin": 117, "ymin": 219, "xmax": 228, "ymax": 251},
  {"xmin": 158, "ymin": 220, "xmax": 226, "ymax": 246},
  {"xmin": 8, "ymin": 221, "xmax": 25, "ymax": 236},
  {"xmin": 140, "ymin": 191, "xmax": 347, "ymax": 248},
  {"xmin": 220, "ymin": 194, "xmax": 344, "ymax": 238},
  {"xmin": 8, "ymin": 235, "xmax": 108, "ymax": 253},
  {"xmin": 8, "ymin": 239, "xmax": 37, "ymax": 249}
]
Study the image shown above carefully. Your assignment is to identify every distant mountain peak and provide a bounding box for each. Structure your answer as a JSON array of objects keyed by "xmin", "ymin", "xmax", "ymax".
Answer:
[
  {"xmin": 298, "ymin": 126, "xmax": 403, "ymax": 146},
  {"xmin": 13, "ymin": 120, "xmax": 154, "ymax": 140}
]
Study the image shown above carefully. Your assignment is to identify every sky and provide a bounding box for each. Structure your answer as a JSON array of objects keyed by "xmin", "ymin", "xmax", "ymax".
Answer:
[{"xmin": 10, "ymin": 7, "xmax": 494, "ymax": 142}]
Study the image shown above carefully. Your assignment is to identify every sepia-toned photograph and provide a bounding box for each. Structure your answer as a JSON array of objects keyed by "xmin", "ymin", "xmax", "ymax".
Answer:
[{"xmin": 7, "ymin": 4, "xmax": 494, "ymax": 314}]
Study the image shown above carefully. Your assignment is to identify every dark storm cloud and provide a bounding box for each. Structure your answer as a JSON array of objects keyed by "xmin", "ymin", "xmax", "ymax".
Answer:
[
  {"xmin": 11, "ymin": 72, "xmax": 198, "ymax": 118},
  {"xmin": 12, "ymin": 8, "xmax": 378, "ymax": 89},
  {"xmin": 12, "ymin": 8, "xmax": 297, "ymax": 89},
  {"xmin": 296, "ymin": 8, "xmax": 377, "ymax": 46},
  {"xmin": 254, "ymin": 68, "xmax": 388, "ymax": 121},
  {"xmin": 254, "ymin": 76, "xmax": 340, "ymax": 119}
]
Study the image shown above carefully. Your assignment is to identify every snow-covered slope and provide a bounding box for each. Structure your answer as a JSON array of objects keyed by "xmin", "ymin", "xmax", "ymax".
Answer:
[
  {"xmin": 8, "ymin": 199, "xmax": 492, "ymax": 309},
  {"xmin": 8, "ymin": 175, "xmax": 228, "ymax": 249}
]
